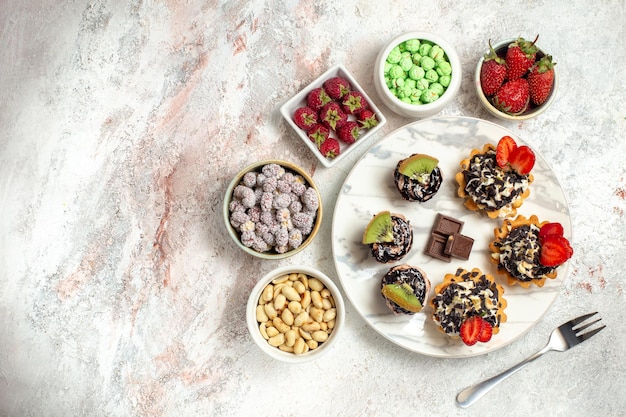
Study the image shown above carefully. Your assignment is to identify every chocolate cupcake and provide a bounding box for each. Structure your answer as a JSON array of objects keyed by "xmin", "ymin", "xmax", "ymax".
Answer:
[
  {"xmin": 430, "ymin": 267, "xmax": 507, "ymax": 338},
  {"xmin": 380, "ymin": 264, "xmax": 430, "ymax": 315},
  {"xmin": 455, "ymin": 137, "xmax": 534, "ymax": 218},
  {"xmin": 394, "ymin": 153, "xmax": 443, "ymax": 202},
  {"xmin": 489, "ymin": 214, "xmax": 573, "ymax": 288},
  {"xmin": 362, "ymin": 211, "xmax": 413, "ymax": 263}
]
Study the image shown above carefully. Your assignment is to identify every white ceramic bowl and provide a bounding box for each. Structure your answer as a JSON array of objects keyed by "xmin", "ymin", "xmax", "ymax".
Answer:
[
  {"xmin": 223, "ymin": 160, "xmax": 322, "ymax": 259},
  {"xmin": 246, "ymin": 265, "xmax": 345, "ymax": 363},
  {"xmin": 474, "ymin": 38, "xmax": 558, "ymax": 121},
  {"xmin": 374, "ymin": 31, "xmax": 462, "ymax": 118},
  {"xmin": 280, "ymin": 64, "xmax": 387, "ymax": 168}
]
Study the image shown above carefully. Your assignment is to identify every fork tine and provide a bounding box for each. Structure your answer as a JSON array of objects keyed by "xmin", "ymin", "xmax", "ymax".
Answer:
[
  {"xmin": 573, "ymin": 317, "xmax": 602, "ymax": 333},
  {"xmin": 568, "ymin": 311, "xmax": 597, "ymax": 326},
  {"xmin": 578, "ymin": 324, "xmax": 606, "ymax": 341}
]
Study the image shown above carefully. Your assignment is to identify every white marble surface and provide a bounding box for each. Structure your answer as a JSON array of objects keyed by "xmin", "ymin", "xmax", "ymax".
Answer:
[{"xmin": 1, "ymin": 1, "xmax": 625, "ymax": 416}]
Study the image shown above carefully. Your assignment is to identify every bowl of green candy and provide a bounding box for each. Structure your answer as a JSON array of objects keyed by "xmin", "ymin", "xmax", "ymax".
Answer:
[{"xmin": 374, "ymin": 31, "xmax": 462, "ymax": 118}]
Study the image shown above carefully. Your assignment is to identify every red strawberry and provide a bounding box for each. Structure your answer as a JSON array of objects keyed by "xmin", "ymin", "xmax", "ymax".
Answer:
[
  {"xmin": 480, "ymin": 40, "xmax": 507, "ymax": 96},
  {"xmin": 496, "ymin": 135, "xmax": 518, "ymax": 168},
  {"xmin": 341, "ymin": 90, "xmax": 369, "ymax": 114},
  {"xmin": 323, "ymin": 76, "xmax": 351, "ymax": 100},
  {"xmin": 306, "ymin": 87, "xmax": 332, "ymax": 111},
  {"xmin": 528, "ymin": 55, "xmax": 555, "ymax": 106},
  {"xmin": 319, "ymin": 137, "xmax": 341, "ymax": 159},
  {"xmin": 540, "ymin": 235, "xmax": 573, "ymax": 267},
  {"xmin": 505, "ymin": 36, "xmax": 538, "ymax": 80},
  {"xmin": 478, "ymin": 320, "xmax": 493, "ymax": 343},
  {"xmin": 508, "ymin": 145, "xmax": 535, "ymax": 175},
  {"xmin": 336, "ymin": 121, "xmax": 361, "ymax": 144},
  {"xmin": 356, "ymin": 108, "xmax": 379, "ymax": 128},
  {"xmin": 319, "ymin": 102, "xmax": 347, "ymax": 131},
  {"xmin": 307, "ymin": 123, "xmax": 330, "ymax": 148},
  {"xmin": 538, "ymin": 222, "xmax": 564, "ymax": 241},
  {"xmin": 460, "ymin": 316, "xmax": 486, "ymax": 346},
  {"xmin": 293, "ymin": 106, "xmax": 318, "ymax": 131},
  {"xmin": 493, "ymin": 78, "xmax": 530, "ymax": 115}
]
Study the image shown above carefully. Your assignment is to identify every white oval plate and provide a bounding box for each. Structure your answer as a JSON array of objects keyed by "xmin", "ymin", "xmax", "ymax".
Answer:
[{"xmin": 331, "ymin": 116, "xmax": 571, "ymax": 358}]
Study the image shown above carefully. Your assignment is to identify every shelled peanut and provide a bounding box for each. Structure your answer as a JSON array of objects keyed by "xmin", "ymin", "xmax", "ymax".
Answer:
[{"xmin": 255, "ymin": 272, "xmax": 337, "ymax": 355}]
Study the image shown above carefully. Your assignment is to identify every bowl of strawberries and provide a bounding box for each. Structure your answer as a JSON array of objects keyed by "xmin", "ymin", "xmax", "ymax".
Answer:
[
  {"xmin": 475, "ymin": 36, "xmax": 558, "ymax": 121},
  {"xmin": 280, "ymin": 64, "xmax": 387, "ymax": 168}
]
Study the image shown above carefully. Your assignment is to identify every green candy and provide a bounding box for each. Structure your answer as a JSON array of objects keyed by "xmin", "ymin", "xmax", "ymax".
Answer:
[
  {"xmin": 399, "ymin": 56, "xmax": 413, "ymax": 72},
  {"xmin": 436, "ymin": 61, "xmax": 452, "ymax": 76},
  {"xmin": 420, "ymin": 56, "xmax": 436, "ymax": 70},
  {"xmin": 416, "ymin": 78, "xmax": 430, "ymax": 91},
  {"xmin": 425, "ymin": 69, "xmax": 439, "ymax": 82},
  {"xmin": 411, "ymin": 53, "xmax": 422, "ymax": 64},
  {"xmin": 389, "ymin": 64, "xmax": 404, "ymax": 79},
  {"xmin": 429, "ymin": 82, "xmax": 444, "ymax": 96},
  {"xmin": 439, "ymin": 75, "xmax": 451, "ymax": 87},
  {"xmin": 418, "ymin": 43, "xmax": 432, "ymax": 56},
  {"xmin": 429, "ymin": 45, "xmax": 445, "ymax": 61},
  {"xmin": 420, "ymin": 88, "xmax": 439, "ymax": 103},
  {"xmin": 404, "ymin": 39, "xmax": 421, "ymax": 52},
  {"xmin": 404, "ymin": 78, "xmax": 417, "ymax": 90},
  {"xmin": 408, "ymin": 66, "xmax": 425, "ymax": 80},
  {"xmin": 387, "ymin": 46, "xmax": 402, "ymax": 64},
  {"xmin": 384, "ymin": 62, "xmax": 393, "ymax": 75}
]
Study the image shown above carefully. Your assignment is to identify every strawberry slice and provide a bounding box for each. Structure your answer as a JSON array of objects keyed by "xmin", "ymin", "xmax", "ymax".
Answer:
[
  {"xmin": 496, "ymin": 135, "xmax": 517, "ymax": 168},
  {"xmin": 538, "ymin": 222, "xmax": 565, "ymax": 241},
  {"xmin": 540, "ymin": 235, "xmax": 574, "ymax": 267},
  {"xmin": 478, "ymin": 320, "xmax": 493, "ymax": 342},
  {"xmin": 460, "ymin": 316, "xmax": 485, "ymax": 346},
  {"xmin": 508, "ymin": 145, "xmax": 535, "ymax": 175}
]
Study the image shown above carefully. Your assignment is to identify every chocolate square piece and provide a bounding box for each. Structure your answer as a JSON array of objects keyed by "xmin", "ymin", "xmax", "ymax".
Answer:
[
  {"xmin": 425, "ymin": 233, "xmax": 452, "ymax": 262},
  {"xmin": 432, "ymin": 213, "xmax": 464, "ymax": 236},
  {"xmin": 444, "ymin": 233, "xmax": 475, "ymax": 260}
]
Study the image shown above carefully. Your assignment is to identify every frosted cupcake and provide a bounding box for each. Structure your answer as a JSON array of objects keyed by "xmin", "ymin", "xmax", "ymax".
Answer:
[
  {"xmin": 430, "ymin": 267, "xmax": 507, "ymax": 339},
  {"xmin": 362, "ymin": 211, "xmax": 413, "ymax": 263},
  {"xmin": 489, "ymin": 214, "xmax": 573, "ymax": 288},
  {"xmin": 455, "ymin": 136, "xmax": 535, "ymax": 218},
  {"xmin": 380, "ymin": 264, "xmax": 430, "ymax": 315},
  {"xmin": 393, "ymin": 153, "xmax": 443, "ymax": 202}
]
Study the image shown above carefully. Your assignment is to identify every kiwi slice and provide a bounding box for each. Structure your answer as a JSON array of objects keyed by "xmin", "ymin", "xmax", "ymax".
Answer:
[
  {"xmin": 362, "ymin": 211, "xmax": 394, "ymax": 244},
  {"xmin": 398, "ymin": 154, "xmax": 439, "ymax": 183},
  {"xmin": 381, "ymin": 283, "xmax": 423, "ymax": 313}
]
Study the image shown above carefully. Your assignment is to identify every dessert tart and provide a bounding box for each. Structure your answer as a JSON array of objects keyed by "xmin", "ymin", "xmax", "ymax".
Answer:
[
  {"xmin": 362, "ymin": 211, "xmax": 413, "ymax": 263},
  {"xmin": 455, "ymin": 136, "xmax": 535, "ymax": 218},
  {"xmin": 380, "ymin": 264, "xmax": 430, "ymax": 315},
  {"xmin": 489, "ymin": 214, "xmax": 573, "ymax": 288},
  {"xmin": 430, "ymin": 267, "xmax": 507, "ymax": 339},
  {"xmin": 393, "ymin": 153, "xmax": 443, "ymax": 202}
]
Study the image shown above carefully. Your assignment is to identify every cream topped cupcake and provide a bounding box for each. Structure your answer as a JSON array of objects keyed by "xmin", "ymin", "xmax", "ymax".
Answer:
[
  {"xmin": 455, "ymin": 136, "xmax": 535, "ymax": 218},
  {"xmin": 489, "ymin": 214, "xmax": 573, "ymax": 288},
  {"xmin": 430, "ymin": 267, "xmax": 507, "ymax": 340},
  {"xmin": 393, "ymin": 153, "xmax": 443, "ymax": 202},
  {"xmin": 380, "ymin": 264, "xmax": 430, "ymax": 315},
  {"xmin": 362, "ymin": 211, "xmax": 413, "ymax": 263}
]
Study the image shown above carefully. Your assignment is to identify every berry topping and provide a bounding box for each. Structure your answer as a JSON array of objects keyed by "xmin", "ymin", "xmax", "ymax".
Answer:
[
  {"xmin": 538, "ymin": 222, "xmax": 565, "ymax": 241},
  {"xmin": 508, "ymin": 145, "xmax": 536, "ymax": 175},
  {"xmin": 540, "ymin": 234, "xmax": 574, "ymax": 267},
  {"xmin": 496, "ymin": 135, "xmax": 517, "ymax": 168},
  {"xmin": 292, "ymin": 106, "xmax": 318, "ymax": 131},
  {"xmin": 460, "ymin": 316, "xmax": 491, "ymax": 346}
]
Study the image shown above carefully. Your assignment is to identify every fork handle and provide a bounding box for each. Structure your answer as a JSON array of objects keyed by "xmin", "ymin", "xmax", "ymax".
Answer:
[{"xmin": 456, "ymin": 345, "xmax": 552, "ymax": 408}]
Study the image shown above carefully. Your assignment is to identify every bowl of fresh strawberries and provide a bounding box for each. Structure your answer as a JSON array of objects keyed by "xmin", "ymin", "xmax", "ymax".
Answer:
[
  {"xmin": 280, "ymin": 64, "xmax": 387, "ymax": 168},
  {"xmin": 475, "ymin": 36, "xmax": 558, "ymax": 121}
]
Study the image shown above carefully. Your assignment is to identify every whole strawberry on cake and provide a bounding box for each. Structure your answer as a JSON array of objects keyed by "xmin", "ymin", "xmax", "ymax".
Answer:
[
  {"xmin": 455, "ymin": 135, "xmax": 535, "ymax": 218},
  {"xmin": 489, "ymin": 214, "xmax": 573, "ymax": 288}
]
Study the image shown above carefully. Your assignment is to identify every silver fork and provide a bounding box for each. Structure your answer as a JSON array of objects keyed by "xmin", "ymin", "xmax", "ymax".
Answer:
[{"xmin": 456, "ymin": 312, "xmax": 605, "ymax": 408}]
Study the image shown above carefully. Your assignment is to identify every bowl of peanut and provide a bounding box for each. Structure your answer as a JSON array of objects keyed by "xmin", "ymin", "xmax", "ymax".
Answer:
[{"xmin": 246, "ymin": 265, "xmax": 345, "ymax": 363}]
